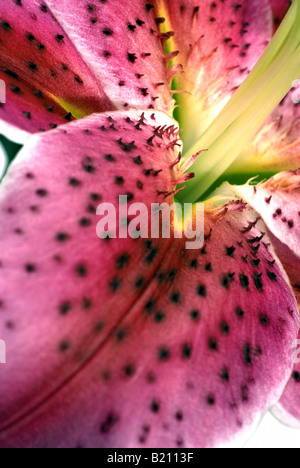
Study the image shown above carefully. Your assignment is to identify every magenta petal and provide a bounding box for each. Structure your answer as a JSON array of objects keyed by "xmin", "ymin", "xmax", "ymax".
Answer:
[
  {"xmin": 266, "ymin": 232, "xmax": 300, "ymax": 303},
  {"xmin": 273, "ymin": 329, "xmax": 300, "ymax": 429},
  {"xmin": 0, "ymin": 0, "xmax": 114, "ymax": 140},
  {"xmin": 154, "ymin": 0, "xmax": 272, "ymax": 142},
  {"xmin": 270, "ymin": 0, "xmax": 291, "ymax": 28},
  {"xmin": 225, "ymin": 1, "xmax": 299, "ymax": 176},
  {"xmin": 230, "ymin": 89, "xmax": 300, "ymax": 175},
  {"xmin": 233, "ymin": 172, "xmax": 300, "ymax": 274},
  {"xmin": 156, "ymin": 0, "xmax": 272, "ymax": 82},
  {"xmin": 0, "ymin": 1, "xmax": 173, "ymax": 141},
  {"xmin": 46, "ymin": 0, "xmax": 173, "ymax": 113},
  {"xmin": 261, "ymin": 88, "xmax": 300, "ymax": 172},
  {"xmin": 0, "ymin": 109, "xmax": 180, "ymax": 444},
  {"xmin": 0, "ymin": 166, "xmax": 298, "ymax": 449}
]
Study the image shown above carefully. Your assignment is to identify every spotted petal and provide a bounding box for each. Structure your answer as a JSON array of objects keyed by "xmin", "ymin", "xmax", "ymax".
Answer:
[
  {"xmin": 0, "ymin": 109, "xmax": 180, "ymax": 435},
  {"xmin": 233, "ymin": 171, "xmax": 300, "ymax": 301},
  {"xmin": 0, "ymin": 117, "xmax": 298, "ymax": 447},
  {"xmin": 270, "ymin": 0, "xmax": 291, "ymax": 28},
  {"xmin": 266, "ymin": 233, "xmax": 300, "ymax": 303},
  {"xmin": 0, "ymin": 0, "xmax": 173, "ymax": 142},
  {"xmin": 154, "ymin": 0, "xmax": 273, "ymax": 149}
]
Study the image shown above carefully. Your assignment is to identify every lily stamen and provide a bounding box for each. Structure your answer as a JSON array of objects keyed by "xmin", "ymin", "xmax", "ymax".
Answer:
[{"xmin": 0, "ymin": 0, "xmax": 299, "ymax": 450}]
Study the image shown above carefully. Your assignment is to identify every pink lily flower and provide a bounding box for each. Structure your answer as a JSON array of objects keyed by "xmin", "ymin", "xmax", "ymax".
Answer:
[{"xmin": 0, "ymin": 0, "xmax": 299, "ymax": 448}]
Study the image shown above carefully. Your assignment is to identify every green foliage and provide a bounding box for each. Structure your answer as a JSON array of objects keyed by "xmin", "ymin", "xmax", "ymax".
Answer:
[{"xmin": 0, "ymin": 135, "xmax": 22, "ymax": 179}]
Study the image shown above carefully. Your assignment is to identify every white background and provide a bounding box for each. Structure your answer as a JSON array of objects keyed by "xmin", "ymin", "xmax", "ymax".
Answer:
[
  {"xmin": 245, "ymin": 413, "xmax": 300, "ymax": 448},
  {"xmin": 1, "ymin": 144, "xmax": 300, "ymax": 448}
]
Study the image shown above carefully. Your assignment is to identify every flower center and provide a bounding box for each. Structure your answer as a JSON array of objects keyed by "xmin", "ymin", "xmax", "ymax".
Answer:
[{"xmin": 177, "ymin": 0, "xmax": 300, "ymax": 203}]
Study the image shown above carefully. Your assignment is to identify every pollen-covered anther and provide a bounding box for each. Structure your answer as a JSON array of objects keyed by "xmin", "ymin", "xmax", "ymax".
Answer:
[
  {"xmin": 157, "ymin": 31, "xmax": 175, "ymax": 47},
  {"xmin": 167, "ymin": 64, "xmax": 184, "ymax": 82},
  {"xmin": 169, "ymin": 152, "xmax": 182, "ymax": 168},
  {"xmin": 157, "ymin": 186, "xmax": 186, "ymax": 199},
  {"xmin": 164, "ymin": 51, "xmax": 180, "ymax": 63},
  {"xmin": 179, "ymin": 150, "xmax": 208, "ymax": 175},
  {"xmin": 171, "ymin": 89, "xmax": 192, "ymax": 96},
  {"xmin": 155, "ymin": 17, "xmax": 166, "ymax": 25},
  {"xmin": 165, "ymin": 138, "xmax": 182, "ymax": 150}
]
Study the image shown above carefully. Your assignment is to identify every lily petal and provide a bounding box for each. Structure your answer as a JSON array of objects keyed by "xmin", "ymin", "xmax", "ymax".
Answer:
[
  {"xmin": 46, "ymin": 0, "xmax": 174, "ymax": 113},
  {"xmin": 0, "ymin": 0, "xmax": 173, "ymax": 142},
  {"xmin": 227, "ymin": 89, "xmax": 300, "ymax": 177},
  {"xmin": 223, "ymin": 1, "xmax": 299, "ymax": 178},
  {"xmin": 0, "ymin": 0, "xmax": 113, "ymax": 142},
  {"xmin": 232, "ymin": 171, "xmax": 300, "ymax": 301},
  {"xmin": 272, "ymin": 330, "xmax": 300, "ymax": 429},
  {"xmin": 0, "ymin": 114, "xmax": 298, "ymax": 447},
  {"xmin": 265, "ymin": 232, "xmax": 300, "ymax": 303},
  {"xmin": 0, "ymin": 109, "xmax": 180, "ymax": 436},
  {"xmin": 241, "ymin": 155, "xmax": 300, "ymax": 433},
  {"xmin": 270, "ymin": 0, "xmax": 291, "ymax": 28},
  {"xmin": 154, "ymin": 0, "xmax": 272, "ymax": 149}
]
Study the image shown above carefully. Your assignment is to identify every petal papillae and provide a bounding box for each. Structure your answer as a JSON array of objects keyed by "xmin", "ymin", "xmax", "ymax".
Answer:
[
  {"xmin": 0, "ymin": 110, "xmax": 180, "ymax": 436},
  {"xmin": 267, "ymin": 233, "xmax": 300, "ymax": 303},
  {"xmin": 46, "ymin": 0, "xmax": 174, "ymax": 113},
  {"xmin": 233, "ymin": 171, "xmax": 300, "ymax": 300},
  {"xmin": 0, "ymin": 0, "xmax": 112, "ymax": 141},
  {"xmin": 0, "ymin": 113, "xmax": 298, "ymax": 448},
  {"xmin": 0, "ymin": 0, "xmax": 174, "ymax": 142},
  {"xmin": 227, "ymin": 88, "xmax": 300, "ymax": 177},
  {"xmin": 154, "ymin": 0, "xmax": 273, "ymax": 148}
]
